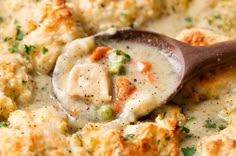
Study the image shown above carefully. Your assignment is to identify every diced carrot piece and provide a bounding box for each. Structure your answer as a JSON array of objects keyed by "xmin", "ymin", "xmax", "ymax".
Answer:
[
  {"xmin": 112, "ymin": 101, "xmax": 123, "ymax": 113},
  {"xmin": 112, "ymin": 77, "xmax": 136, "ymax": 113},
  {"xmin": 71, "ymin": 109, "xmax": 78, "ymax": 116},
  {"xmin": 136, "ymin": 61, "xmax": 156, "ymax": 84},
  {"xmin": 90, "ymin": 47, "xmax": 111, "ymax": 61},
  {"xmin": 116, "ymin": 77, "xmax": 136, "ymax": 100},
  {"xmin": 136, "ymin": 61, "xmax": 151, "ymax": 73},
  {"xmin": 146, "ymin": 72, "xmax": 155, "ymax": 84}
]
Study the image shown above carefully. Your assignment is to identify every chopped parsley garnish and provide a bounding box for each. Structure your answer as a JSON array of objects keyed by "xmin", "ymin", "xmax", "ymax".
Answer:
[
  {"xmin": 0, "ymin": 121, "xmax": 9, "ymax": 127},
  {"xmin": 218, "ymin": 124, "xmax": 226, "ymax": 130},
  {"xmin": 129, "ymin": 122, "xmax": 135, "ymax": 125},
  {"xmin": 0, "ymin": 17, "xmax": 3, "ymax": 24},
  {"xmin": 207, "ymin": 19, "xmax": 212, "ymax": 25},
  {"xmin": 8, "ymin": 41, "xmax": 20, "ymax": 53},
  {"xmin": 203, "ymin": 118, "xmax": 227, "ymax": 130},
  {"xmin": 218, "ymin": 120, "xmax": 227, "ymax": 130},
  {"xmin": 14, "ymin": 19, "xmax": 18, "ymax": 25},
  {"xmin": 165, "ymin": 135, "xmax": 171, "ymax": 141},
  {"xmin": 185, "ymin": 16, "xmax": 192, "ymax": 22},
  {"xmin": 187, "ymin": 116, "xmax": 195, "ymax": 122},
  {"xmin": 160, "ymin": 112, "xmax": 166, "ymax": 120},
  {"xmin": 204, "ymin": 119, "xmax": 216, "ymax": 129},
  {"xmin": 115, "ymin": 50, "xmax": 130, "ymax": 60},
  {"xmin": 24, "ymin": 45, "xmax": 36, "ymax": 55},
  {"xmin": 130, "ymin": 23, "xmax": 135, "ymax": 28},
  {"xmin": 180, "ymin": 125, "xmax": 190, "ymax": 134},
  {"xmin": 3, "ymin": 36, "xmax": 12, "ymax": 42},
  {"xmin": 181, "ymin": 147, "xmax": 196, "ymax": 156},
  {"xmin": 121, "ymin": 13, "xmax": 127, "ymax": 18},
  {"xmin": 171, "ymin": 5, "xmax": 176, "ymax": 12},
  {"xmin": 217, "ymin": 24, "xmax": 223, "ymax": 29},
  {"xmin": 16, "ymin": 26, "xmax": 24, "ymax": 41},
  {"xmin": 22, "ymin": 80, "xmax": 27, "ymax": 84},
  {"xmin": 6, "ymin": 24, "xmax": 25, "ymax": 53},
  {"xmin": 124, "ymin": 134, "xmax": 135, "ymax": 141},
  {"xmin": 214, "ymin": 15, "xmax": 222, "ymax": 19},
  {"xmin": 41, "ymin": 47, "xmax": 48, "ymax": 54}
]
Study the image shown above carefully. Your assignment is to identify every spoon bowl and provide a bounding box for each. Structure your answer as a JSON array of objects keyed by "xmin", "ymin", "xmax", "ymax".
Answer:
[{"xmin": 94, "ymin": 28, "xmax": 236, "ymax": 101}]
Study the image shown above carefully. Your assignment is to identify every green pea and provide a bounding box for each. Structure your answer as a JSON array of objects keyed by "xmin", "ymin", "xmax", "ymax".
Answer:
[{"xmin": 98, "ymin": 106, "xmax": 113, "ymax": 121}]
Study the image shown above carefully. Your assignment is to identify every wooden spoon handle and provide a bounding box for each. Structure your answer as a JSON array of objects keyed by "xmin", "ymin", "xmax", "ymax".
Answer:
[{"xmin": 182, "ymin": 40, "xmax": 236, "ymax": 81}]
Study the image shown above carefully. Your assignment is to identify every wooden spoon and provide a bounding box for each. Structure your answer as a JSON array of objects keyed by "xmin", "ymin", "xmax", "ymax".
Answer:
[{"xmin": 95, "ymin": 28, "xmax": 236, "ymax": 101}]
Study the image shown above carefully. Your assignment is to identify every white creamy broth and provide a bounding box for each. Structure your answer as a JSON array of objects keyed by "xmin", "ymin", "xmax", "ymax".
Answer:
[
  {"xmin": 52, "ymin": 36, "xmax": 179, "ymax": 129},
  {"xmin": 180, "ymin": 99, "xmax": 226, "ymax": 148},
  {"xmin": 143, "ymin": 13, "xmax": 188, "ymax": 37},
  {"xmin": 22, "ymin": 74, "xmax": 58, "ymax": 110},
  {"xmin": 102, "ymin": 41, "xmax": 179, "ymax": 118}
]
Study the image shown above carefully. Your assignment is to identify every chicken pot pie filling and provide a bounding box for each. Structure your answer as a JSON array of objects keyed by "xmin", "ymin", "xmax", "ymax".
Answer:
[
  {"xmin": 0, "ymin": 0, "xmax": 236, "ymax": 155},
  {"xmin": 53, "ymin": 36, "xmax": 179, "ymax": 128}
]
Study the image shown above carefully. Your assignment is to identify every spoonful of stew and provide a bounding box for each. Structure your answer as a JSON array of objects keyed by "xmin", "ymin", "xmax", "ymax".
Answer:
[{"xmin": 52, "ymin": 28, "xmax": 236, "ymax": 128}]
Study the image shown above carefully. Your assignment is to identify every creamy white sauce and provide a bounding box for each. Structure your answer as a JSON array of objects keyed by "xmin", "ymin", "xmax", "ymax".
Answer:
[
  {"xmin": 22, "ymin": 74, "xmax": 57, "ymax": 110},
  {"xmin": 180, "ymin": 99, "xmax": 226, "ymax": 148},
  {"xmin": 103, "ymin": 41, "xmax": 179, "ymax": 119},
  {"xmin": 143, "ymin": 13, "xmax": 188, "ymax": 38}
]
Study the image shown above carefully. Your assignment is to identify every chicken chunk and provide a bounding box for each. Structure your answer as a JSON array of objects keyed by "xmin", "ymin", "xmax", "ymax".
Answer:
[
  {"xmin": 67, "ymin": 63, "xmax": 111, "ymax": 104},
  {"xmin": 120, "ymin": 92, "xmax": 157, "ymax": 120}
]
